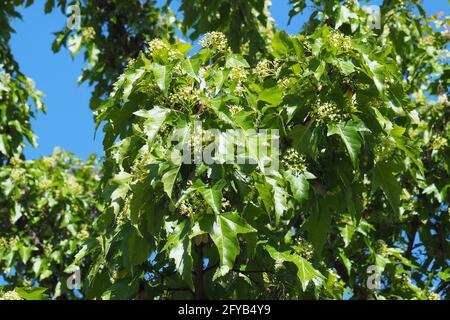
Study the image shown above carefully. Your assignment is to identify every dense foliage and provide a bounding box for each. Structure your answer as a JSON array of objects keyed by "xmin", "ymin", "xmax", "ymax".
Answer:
[
  {"xmin": 0, "ymin": 1, "xmax": 44, "ymax": 163},
  {"xmin": 0, "ymin": 150, "xmax": 99, "ymax": 299},
  {"xmin": 0, "ymin": 0, "xmax": 449, "ymax": 300}
]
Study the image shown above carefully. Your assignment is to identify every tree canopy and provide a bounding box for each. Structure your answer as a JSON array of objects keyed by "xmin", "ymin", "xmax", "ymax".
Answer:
[{"xmin": 0, "ymin": 0, "xmax": 449, "ymax": 300}]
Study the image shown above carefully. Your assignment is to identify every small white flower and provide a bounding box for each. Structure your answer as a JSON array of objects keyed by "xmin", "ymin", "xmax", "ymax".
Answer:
[
  {"xmin": 1, "ymin": 291, "xmax": 23, "ymax": 300},
  {"xmin": 229, "ymin": 104, "xmax": 243, "ymax": 116},
  {"xmin": 199, "ymin": 32, "xmax": 228, "ymax": 51}
]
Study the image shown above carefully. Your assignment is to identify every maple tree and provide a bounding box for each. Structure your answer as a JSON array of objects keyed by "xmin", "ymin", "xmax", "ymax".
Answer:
[{"xmin": 0, "ymin": 0, "xmax": 449, "ymax": 300}]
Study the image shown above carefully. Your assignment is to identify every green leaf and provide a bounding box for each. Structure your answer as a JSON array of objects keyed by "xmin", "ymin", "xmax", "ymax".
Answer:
[
  {"xmin": 109, "ymin": 171, "xmax": 133, "ymax": 201},
  {"xmin": 18, "ymin": 243, "xmax": 33, "ymax": 264},
  {"xmin": 33, "ymin": 257, "xmax": 42, "ymax": 275},
  {"xmin": 122, "ymin": 68, "xmax": 145, "ymax": 101},
  {"xmin": 163, "ymin": 220, "xmax": 193, "ymax": 288},
  {"xmin": 234, "ymin": 111, "xmax": 255, "ymax": 130},
  {"xmin": 338, "ymin": 248, "xmax": 352, "ymax": 276},
  {"xmin": 362, "ymin": 54, "xmax": 385, "ymax": 94},
  {"xmin": 290, "ymin": 124, "xmax": 319, "ymax": 160},
  {"xmin": 127, "ymin": 228, "xmax": 152, "ymax": 266},
  {"xmin": 11, "ymin": 202, "xmax": 23, "ymax": 224},
  {"xmin": 327, "ymin": 121, "xmax": 369, "ymax": 168},
  {"xmin": 150, "ymin": 64, "xmax": 172, "ymax": 95},
  {"xmin": 266, "ymin": 176, "xmax": 288, "ymax": 225},
  {"xmin": 181, "ymin": 57, "xmax": 201, "ymax": 81},
  {"xmin": 258, "ymin": 87, "xmax": 284, "ymax": 106},
  {"xmin": 372, "ymin": 161, "xmax": 401, "ymax": 213},
  {"xmin": 129, "ymin": 180, "xmax": 153, "ymax": 228},
  {"xmin": 193, "ymin": 180, "xmax": 225, "ymax": 215},
  {"xmin": 310, "ymin": 58, "xmax": 326, "ymax": 81},
  {"xmin": 162, "ymin": 165, "xmax": 181, "ymax": 199},
  {"xmin": 271, "ymin": 31, "xmax": 291, "ymax": 57},
  {"xmin": 225, "ymin": 54, "xmax": 250, "ymax": 68},
  {"xmin": 266, "ymin": 245, "xmax": 323, "ymax": 291},
  {"xmin": 339, "ymin": 223, "xmax": 356, "ymax": 248},
  {"xmin": 303, "ymin": 197, "xmax": 332, "ymax": 255},
  {"xmin": 285, "ymin": 172, "xmax": 310, "ymax": 203},
  {"xmin": 200, "ymin": 212, "xmax": 256, "ymax": 276},
  {"xmin": 212, "ymin": 70, "xmax": 226, "ymax": 93},
  {"xmin": 255, "ymin": 180, "xmax": 275, "ymax": 214},
  {"xmin": 335, "ymin": 4, "xmax": 357, "ymax": 29},
  {"xmin": 336, "ymin": 59, "xmax": 356, "ymax": 75},
  {"xmin": 44, "ymin": 0, "xmax": 54, "ymax": 13},
  {"xmin": 169, "ymin": 236, "xmax": 193, "ymax": 288},
  {"xmin": 0, "ymin": 134, "xmax": 7, "ymax": 155},
  {"xmin": 423, "ymin": 184, "xmax": 443, "ymax": 203},
  {"xmin": 67, "ymin": 34, "xmax": 82, "ymax": 57},
  {"xmin": 134, "ymin": 106, "xmax": 169, "ymax": 143},
  {"xmin": 392, "ymin": 130, "xmax": 424, "ymax": 175},
  {"xmin": 14, "ymin": 287, "xmax": 48, "ymax": 300}
]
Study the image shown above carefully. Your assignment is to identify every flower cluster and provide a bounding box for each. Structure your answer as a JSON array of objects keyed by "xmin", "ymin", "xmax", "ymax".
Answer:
[
  {"xmin": 374, "ymin": 136, "xmax": 396, "ymax": 163},
  {"xmin": 116, "ymin": 197, "xmax": 132, "ymax": 226},
  {"xmin": 312, "ymin": 100, "xmax": 343, "ymax": 125},
  {"xmin": 146, "ymin": 39, "xmax": 179, "ymax": 60},
  {"xmin": 172, "ymin": 62, "xmax": 186, "ymax": 76},
  {"xmin": 431, "ymin": 136, "xmax": 448, "ymax": 150},
  {"xmin": 76, "ymin": 228, "xmax": 90, "ymax": 241},
  {"xmin": 0, "ymin": 236, "xmax": 19, "ymax": 251},
  {"xmin": 221, "ymin": 196, "xmax": 231, "ymax": 211},
  {"xmin": 438, "ymin": 84, "xmax": 448, "ymax": 106},
  {"xmin": 179, "ymin": 201, "xmax": 192, "ymax": 216},
  {"xmin": 199, "ymin": 32, "xmax": 228, "ymax": 51},
  {"xmin": 178, "ymin": 193, "xmax": 210, "ymax": 216},
  {"xmin": 169, "ymin": 86, "xmax": 200, "ymax": 109},
  {"xmin": 38, "ymin": 178, "xmax": 53, "ymax": 190},
  {"xmin": 0, "ymin": 71, "xmax": 11, "ymax": 86},
  {"xmin": 146, "ymin": 38, "xmax": 169, "ymax": 55},
  {"xmin": 190, "ymin": 131, "xmax": 203, "ymax": 155},
  {"xmin": 240, "ymin": 41, "xmax": 250, "ymax": 55},
  {"xmin": 274, "ymin": 259, "xmax": 285, "ymax": 272},
  {"xmin": 0, "ymin": 237, "xmax": 8, "ymax": 251},
  {"xmin": 44, "ymin": 243, "xmax": 54, "ymax": 256},
  {"xmin": 419, "ymin": 36, "xmax": 435, "ymax": 47},
  {"xmin": 282, "ymin": 148, "xmax": 307, "ymax": 174},
  {"xmin": 345, "ymin": 0, "xmax": 360, "ymax": 7},
  {"xmin": 229, "ymin": 104, "xmax": 243, "ymax": 116},
  {"xmin": 10, "ymin": 168, "xmax": 26, "ymax": 183},
  {"xmin": 41, "ymin": 156, "xmax": 57, "ymax": 168},
  {"xmin": 158, "ymin": 124, "xmax": 173, "ymax": 140},
  {"xmin": 230, "ymin": 66, "xmax": 247, "ymax": 83},
  {"xmin": 293, "ymin": 237, "xmax": 314, "ymax": 260},
  {"xmin": 187, "ymin": 130, "xmax": 217, "ymax": 160},
  {"xmin": 130, "ymin": 146, "xmax": 155, "ymax": 178},
  {"xmin": 328, "ymin": 30, "xmax": 352, "ymax": 52},
  {"xmin": 0, "ymin": 291, "xmax": 23, "ymax": 300},
  {"xmin": 66, "ymin": 175, "xmax": 83, "ymax": 194},
  {"xmin": 82, "ymin": 27, "xmax": 95, "ymax": 41},
  {"xmin": 177, "ymin": 181, "xmax": 210, "ymax": 216},
  {"xmin": 126, "ymin": 58, "xmax": 136, "ymax": 69},
  {"xmin": 374, "ymin": 240, "xmax": 389, "ymax": 255},
  {"xmin": 229, "ymin": 66, "xmax": 248, "ymax": 95},
  {"xmin": 277, "ymin": 77, "xmax": 291, "ymax": 89},
  {"xmin": 393, "ymin": 272, "xmax": 412, "ymax": 291},
  {"xmin": 255, "ymin": 59, "xmax": 280, "ymax": 79},
  {"xmin": 428, "ymin": 292, "xmax": 441, "ymax": 300},
  {"xmin": 346, "ymin": 92, "xmax": 358, "ymax": 113}
]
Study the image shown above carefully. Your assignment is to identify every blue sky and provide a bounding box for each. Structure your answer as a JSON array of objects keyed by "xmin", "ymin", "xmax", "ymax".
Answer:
[{"xmin": 9, "ymin": 0, "xmax": 448, "ymax": 161}]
